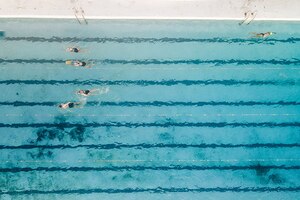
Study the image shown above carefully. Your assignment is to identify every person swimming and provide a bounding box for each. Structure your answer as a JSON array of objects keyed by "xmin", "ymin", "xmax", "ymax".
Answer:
[
  {"xmin": 65, "ymin": 60, "xmax": 91, "ymax": 68},
  {"xmin": 58, "ymin": 102, "xmax": 82, "ymax": 109},
  {"xmin": 77, "ymin": 90, "xmax": 91, "ymax": 96},
  {"xmin": 251, "ymin": 32, "xmax": 275, "ymax": 38},
  {"xmin": 74, "ymin": 61, "xmax": 86, "ymax": 67},
  {"xmin": 66, "ymin": 47, "xmax": 80, "ymax": 53},
  {"xmin": 76, "ymin": 89, "xmax": 100, "ymax": 97}
]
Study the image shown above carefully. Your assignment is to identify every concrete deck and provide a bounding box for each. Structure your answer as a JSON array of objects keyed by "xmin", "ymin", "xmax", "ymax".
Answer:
[{"xmin": 0, "ymin": 0, "xmax": 299, "ymax": 20}]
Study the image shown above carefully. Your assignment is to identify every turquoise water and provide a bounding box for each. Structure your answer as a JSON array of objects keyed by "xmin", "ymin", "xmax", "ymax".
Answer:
[{"xmin": 0, "ymin": 19, "xmax": 300, "ymax": 199}]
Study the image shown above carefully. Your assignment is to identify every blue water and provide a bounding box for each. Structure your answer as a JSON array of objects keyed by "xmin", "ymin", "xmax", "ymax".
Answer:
[{"xmin": 0, "ymin": 19, "xmax": 300, "ymax": 199}]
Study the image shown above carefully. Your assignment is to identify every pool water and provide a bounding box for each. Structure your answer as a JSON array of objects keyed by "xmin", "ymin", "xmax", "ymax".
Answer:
[{"xmin": 0, "ymin": 19, "xmax": 300, "ymax": 199}]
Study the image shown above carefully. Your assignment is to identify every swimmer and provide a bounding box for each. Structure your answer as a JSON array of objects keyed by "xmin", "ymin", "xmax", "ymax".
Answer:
[
  {"xmin": 73, "ymin": 61, "xmax": 86, "ymax": 67},
  {"xmin": 65, "ymin": 60, "xmax": 92, "ymax": 68},
  {"xmin": 251, "ymin": 32, "xmax": 275, "ymax": 38},
  {"xmin": 76, "ymin": 89, "xmax": 99, "ymax": 97},
  {"xmin": 58, "ymin": 102, "xmax": 82, "ymax": 109},
  {"xmin": 66, "ymin": 47, "xmax": 80, "ymax": 53}
]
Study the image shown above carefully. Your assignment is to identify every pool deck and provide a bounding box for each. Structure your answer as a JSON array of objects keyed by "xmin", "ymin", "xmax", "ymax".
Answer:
[{"xmin": 0, "ymin": 0, "xmax": 300, "ymax": 20}]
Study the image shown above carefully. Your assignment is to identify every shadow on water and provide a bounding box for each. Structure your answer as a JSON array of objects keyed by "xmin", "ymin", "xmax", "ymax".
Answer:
[
  {"xmin": 35, "ymin": 125, "xmax": 87, "ymax": 143},
  {"xmin": 269, "ymin": 174, "xmax": 285, "ymax": 184},
  {"xmin": 27, "ymin": 149, "xmax": 54, "ymax": 159},
  {"xmin": 34, "ymin": 116, "xmax": 88, "ymax": 143},
  {"xmin": 158, "ymin": 132, "xmax": 174, "ymax": 142},
  {"xmin": 69, "ymin": 125, "xmax": 86, "ymax": 143},
  {"xmin": 28, "ymin": 115, "xmax": 90, "ymax": 159},
  {"xmin": 254, "ymin": 164, "xmax": 270, "ymax": 177},
  {"xmin": 254, "ymin": 164, "xmax": 286, "ymax": 185},
  {"xmin": 36, "ymin": 128, "xmax": 64, "ymax": 142}
]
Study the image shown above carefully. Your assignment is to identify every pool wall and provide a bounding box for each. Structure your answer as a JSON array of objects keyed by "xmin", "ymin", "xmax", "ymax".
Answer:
[{"xmin": 0, "ymin": 0, "xmax": 300, "ymax": 20}]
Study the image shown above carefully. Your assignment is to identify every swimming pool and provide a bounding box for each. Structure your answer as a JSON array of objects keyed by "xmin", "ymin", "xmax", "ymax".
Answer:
[{"xmin": 0, "ymin": 19, "xmax": 300, "ymax": 199}]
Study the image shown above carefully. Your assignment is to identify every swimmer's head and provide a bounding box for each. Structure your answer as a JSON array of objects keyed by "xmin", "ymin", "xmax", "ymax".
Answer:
[{"xmin": 58, "ymin": 104, "xmax": 62, "ymax": 108}]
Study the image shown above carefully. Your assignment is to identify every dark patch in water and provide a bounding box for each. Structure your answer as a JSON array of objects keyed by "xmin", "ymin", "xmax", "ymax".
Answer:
[
  {"xmin": 252, "ymin": 164, "xmax": 286, "ymax": 185},
  {"xmin": 35, "ymin": 127, "xmax": 88, "ymax": 143},
  {"xmin": 105, "ymin": 126, "xmax": 112, "ymax": 132},
  {"xmin": 123, "ymin": 173, "xmax": 133, "ymax": 179},
  {"xmin": 35, "ymin": 115, "xmax": 69, "ymax": 142},
  {"xmin": 164, "ymin": 118, "xmax": 175, "ymax": 123},
  {"xmin": 27, "ymin": 139, "xmax": 35, "ymax": 144},
  {"xmin": 69, "ymin": 125, "xmax": 86, "ymax": 142},
  {"xmin": 36, "ymin": 129, "xmax": 61, "ymax": 142},
  {"xmin": 269, "ymin": 174, "xmax": 285, "ymax": 184},
  {"xmin": 87, "ymin": 150, "xmax": 94, "ymax": 158},
  {"xmin": 254, "ymin": 164, "xmax": 270, "ymax": 177},
  {"xmin": 54, "ymin": 116, "xmax": 68, "ymax": 131},
  {"xmin": 28, "ymin": 149, "xmax": 54, "ymax": 159},
  {"xmin": 159, "ymin": 132, "xmax": 173, "ymax": 141},
  {"xmin": 133, "ymin": 154, "xmax": 139, "ymax": 159},
  {"xmin": 35, "ymin": 120, "xmax": 88, "ymax": 143}
]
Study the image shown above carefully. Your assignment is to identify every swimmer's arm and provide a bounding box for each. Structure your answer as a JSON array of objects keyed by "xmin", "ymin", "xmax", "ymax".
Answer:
[
  {"xmin": 90, "ymin": 88, "xmax": 100, "ymax": 92},
  {"xmin": 249, "ymin": 32, "xmax": 257, "ymax": 38},
  {"xmin": 249, "ymin": 32, "xmax": 262, "ymax": 38}
]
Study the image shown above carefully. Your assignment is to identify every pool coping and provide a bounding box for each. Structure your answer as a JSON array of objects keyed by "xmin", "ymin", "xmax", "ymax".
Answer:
[
  {"xmin": 1, "ymin": 16, "xmax": 300, "ymax": 21},
  {"xmin": 1, "ymin": 0, "xmax": 300, "ymax": 21}
]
